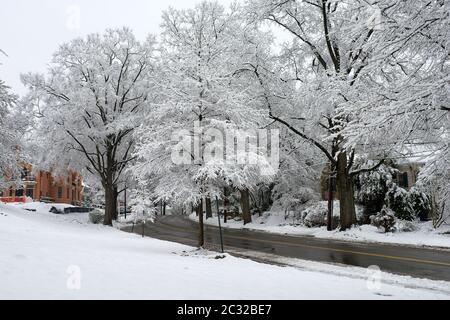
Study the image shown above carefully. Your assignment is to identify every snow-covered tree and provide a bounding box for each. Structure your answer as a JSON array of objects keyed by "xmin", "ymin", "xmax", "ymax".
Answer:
[
  {"xmin": 343, "ymin": 0, "xmax": 449, "ymax": 145},
  {"xmin": 271, "ymin": 129, "xmax": 322, "ymax": 214},
  {"xmin": 131, "ymin": 1, "xmax": 276, "ymax": 245},
  {"xmin": 338, "ymin": 0, "xmax": 449, "ymax": 226},
  {"xmin": 419, "ymin": 141, "xmax": 450, "ymax": 227},
  {"xmin": 21, "ymin": 28, "xmax": 157, "ymax": 225},
  {"xmin": 243, "ymin": 0, "xmax": 446, "ymax": 230},
  {"xmin": 0, "ymin": 79, "xmax": 22, "ymax": 188},
  {"xmin": 0, "ymin": 48, "xmax": 28, "ymax": 190},
  {"xmin": 128, "ymin": 187, "xmax": 156, "ymax": 223}
]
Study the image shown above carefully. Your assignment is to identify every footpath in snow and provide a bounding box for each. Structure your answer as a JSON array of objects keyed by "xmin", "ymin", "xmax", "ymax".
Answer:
[{"xmin": 1, "ymin": 202, "xmax": 449, "ymax": 299}]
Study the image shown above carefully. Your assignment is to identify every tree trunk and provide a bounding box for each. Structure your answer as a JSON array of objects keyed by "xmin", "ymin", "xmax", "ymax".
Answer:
[
  {"xmin": 205, "ymin": 197, "xmax": 212, "ymax": 219},
  {"xmin": 103, "ymin": 184, "xmax": 115, "ymax": 226},
  {"xmin": 197, "ymin": 200, "xmax": 204, "ymax": 247},
  {"xmin": 336, "ymin": 152, "xmax": 357, "ymax": 230},
  {"xmin": 112, "ymin": 185, "xmax": 118, "ymax": 221},
  {"xmin": 240, "ymin": 189, "xmax": 251, "ymax": 225},
  {"xmin": 163, "ymin": 201, "xmax": 166, "ymax": 215}
]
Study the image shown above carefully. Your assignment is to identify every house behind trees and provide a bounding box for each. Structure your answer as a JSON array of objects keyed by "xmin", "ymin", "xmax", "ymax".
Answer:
[{"xmin": 0, "ymin": 164, "xmax": 83, "ymax": 205}]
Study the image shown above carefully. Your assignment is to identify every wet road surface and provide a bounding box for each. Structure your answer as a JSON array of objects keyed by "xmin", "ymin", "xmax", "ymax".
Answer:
[{"xmin": 123, "ymin": 215, "xmax": 450, "ymax": 282}]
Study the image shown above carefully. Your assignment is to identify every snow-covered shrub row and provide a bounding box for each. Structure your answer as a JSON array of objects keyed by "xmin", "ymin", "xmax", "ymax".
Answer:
[{"xmin": 355, "ymin": 162, "xmax": 432, "ymax": 222}]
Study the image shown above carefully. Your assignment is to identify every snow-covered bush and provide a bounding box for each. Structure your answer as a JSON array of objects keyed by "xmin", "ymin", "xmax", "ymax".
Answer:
[
  {"xmin": 89, "ymin": 209, "xmax": 105, "ymax": 224},
  {"xmin": 386, "ymin": 185, "xmax": 415, "ymax": 221},
  {"xmin": 272, "ymin": 185, "xmax": 317, "ymax": 216},
  {"xmin": 382, "ymin": 184, "xmax": 431, "ymax": 222},
  {"xmin": 409, "ymin": 187, "xmax": 432, "ymax": 221},
  {"xmin": 355, "ymin": 163, "xmax": 394, "ymax": 222},
  {"xmin": 370, "ymin": 208, "xmax": 397, "ymax": 233},
  {"xmin": 398, "ymin": 220, "xmax": 418, "ymax": 233},
  {"xmin": 302, "ymin": 206, "xmax": 325, "ymax": 228},
  {"xmin": 301, "ymin": 202, "xmax": 338, "ymax": 228},
  {"xmin": 355, "ymin": 161, "xmax": 433, "ymax": 223}
]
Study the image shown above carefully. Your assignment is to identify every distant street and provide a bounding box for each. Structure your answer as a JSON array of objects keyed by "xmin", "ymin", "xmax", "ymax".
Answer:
[{"xmin": 124, "ymin": 215, "xmax": 450, "ymax": 282}]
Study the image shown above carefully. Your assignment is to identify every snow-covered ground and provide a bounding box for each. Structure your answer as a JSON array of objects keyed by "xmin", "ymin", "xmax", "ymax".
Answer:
[
  {"xmin": 1, "ymin": 202, "xmax": 449, "ymax": 300},
  {"xmin": 190, "ymin": 207, "xmax": 450, "ymax": 249}
]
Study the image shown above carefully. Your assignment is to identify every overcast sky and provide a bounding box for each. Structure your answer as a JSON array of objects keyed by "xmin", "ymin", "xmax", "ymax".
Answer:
[{"xmin": 0, "ymin": 0, "xmax": 236, "ymax": 95}]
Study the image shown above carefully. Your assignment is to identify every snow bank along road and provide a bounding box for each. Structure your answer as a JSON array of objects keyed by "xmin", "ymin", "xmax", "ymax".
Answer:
[{"xmin": 124, "ymin": 215, "xmax": 450, "ymax": 282}]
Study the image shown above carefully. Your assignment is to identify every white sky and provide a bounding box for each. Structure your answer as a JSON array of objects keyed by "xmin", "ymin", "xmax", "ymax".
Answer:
[{"xmin": 0, "ymin": 0, "xmax": 237, "ymax": 95}]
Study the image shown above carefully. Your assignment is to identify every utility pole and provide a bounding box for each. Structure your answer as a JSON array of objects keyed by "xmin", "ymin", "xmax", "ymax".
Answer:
[
  {"xmin": 215, "ymin": 196, "xmax": 224, "ymax": 253},
  {"xmin": 124, "ymin": 183, "xmax": 127, "ymax": 220},
  {"xmin": 198, "ymin": 199, "xmax": 204, "ymax": 247}
]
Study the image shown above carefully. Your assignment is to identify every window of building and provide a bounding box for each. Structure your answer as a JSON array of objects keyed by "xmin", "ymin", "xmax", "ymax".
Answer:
[
  {"xmin": 398, "ymin": 172, "xmax": 409, "ymax": 188},
  {"xmin": 67, "ymin": 188, "xmax": 70, "ymax": 199},
  {"xmin": 21, "ymin": 169, "xmax": 28, "ymax": 180},
  {"xmin": 58, "ymin": 187, "xmax": 63, "ymax": 199},
  {"xmin": 15, "ymin": 189, "xmax": 24, "ymax": 197}
]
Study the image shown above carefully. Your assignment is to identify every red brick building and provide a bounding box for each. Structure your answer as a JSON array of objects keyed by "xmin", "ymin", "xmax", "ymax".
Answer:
[{"xmin": 0, "ymin": 164, "xmax": 83, "ymax": 205}]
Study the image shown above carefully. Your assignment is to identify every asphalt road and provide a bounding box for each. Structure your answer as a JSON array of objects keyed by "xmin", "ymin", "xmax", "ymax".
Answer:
[{"xmin": 123, "ymin": 215, "xmax": 450, "ymax": 282}]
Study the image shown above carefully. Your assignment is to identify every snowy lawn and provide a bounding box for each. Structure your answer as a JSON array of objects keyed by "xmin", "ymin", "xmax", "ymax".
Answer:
[
  {"xmin": 1, "ymin": 202, "xmax": 449, "ymax": 300},
  {"xmin": 190, "ymin": 206, "xmax": 450, "ymax": 249}
]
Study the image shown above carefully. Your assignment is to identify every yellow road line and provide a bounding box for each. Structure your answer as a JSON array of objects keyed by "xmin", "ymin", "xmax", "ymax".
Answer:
[{"xmin": 151, "ymin": 220, "xmax": 450, "ymax": 268}]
